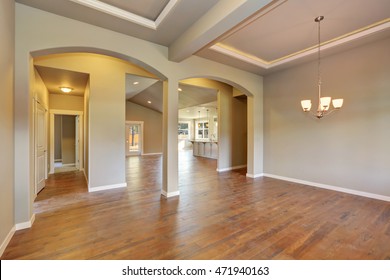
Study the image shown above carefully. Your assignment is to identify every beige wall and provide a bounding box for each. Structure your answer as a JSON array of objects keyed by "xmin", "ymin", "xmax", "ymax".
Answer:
[
  {"xmin": 126, "ymin": 102, "xmax": 162, "ymax": 154},
  {"xmin": 61, "ymin": 115, "xmax": 76, "ymax": 164},
  {"xmin": 264, "ymin": 37, "xmax": 390, "ymax": 197},
  {"xmin": 0, "ymin": 0, "xmax": 15, "ymax": 255},
  {"xmin": 49, "ymin": 94, "xmax": 84, "ymax": 111}
]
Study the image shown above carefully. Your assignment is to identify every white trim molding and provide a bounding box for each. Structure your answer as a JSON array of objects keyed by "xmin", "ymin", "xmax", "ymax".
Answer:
[
  {"xmin": 246, "ymin": 173, "xmax": 264, "ymax": 178},
  {"xmin": 15, "ymin": 214, "xmax": 36, "ymax": 230},
  {"xmin": 161, "ymin": 190, "xmax": 180, "ymax": 198},
  {"xmin": 68, "ymin": 0, "xmax": 179, "ymax": 30},
  {"xmin": 142, "ymin": 152, "xmax": 163, "ymax": 156},
  {"xmin": 217, "ymin": 164, "xmax": 247, "ymax": 172},
  {"xmin": 263, "ymin": 173, "xmax": 390, "ymax": 202},
  {"xmin": 0, "ymin": 226, "xmax": 15, "ymax": 257},
  {"xmin": 88, "ymin": 182, "xmax": 127, "ymax": 192}
]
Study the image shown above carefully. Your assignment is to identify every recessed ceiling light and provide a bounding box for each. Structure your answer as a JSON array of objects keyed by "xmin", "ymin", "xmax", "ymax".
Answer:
[
  {"xmin": 147, "ymin": 100, "xmax": 152, "ymax": 104},
  {"xmin": 59, "ymin": 87, "xmax": 73, "ymax": 93},
  {"xmin": 133, "ymin": 81, "xmax": 139, "ymax": 85},
  {"xmin": 178, "ymin": 88, "xmax": 182, "ymax": 92}
]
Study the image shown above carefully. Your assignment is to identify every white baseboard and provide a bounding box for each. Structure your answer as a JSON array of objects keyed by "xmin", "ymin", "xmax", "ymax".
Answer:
[
  {"xmin": 161, "ymin": 190, "xmax": 180, "ymax": 198},
  {"xmin": 263, "ymin": 173, "xmax": 390, "ymax": 202},
  {"xmin": 0, "ymin": 226, "xmax": 15, "ymax": 257},
  {"xmin": 62, "ymin": 163, "xmax": 75, "ymax": 167},
  {"xmin": 142, "ymin": 152, "xmax": 162, "ymax": 156},
  {"xmin": 246, "ymin": 173, "xmax": 264, "ymax": 178},
  {"xmin": 88, "ymin": 182, "xmax": 127, "ymax": 192},
  {"xmin": 217, "ymin": 164, "xmax": 247, "ymax": 172},
  {"xmin": 15, "ymin": 214, "xmax": 36, "ymax": 230}
]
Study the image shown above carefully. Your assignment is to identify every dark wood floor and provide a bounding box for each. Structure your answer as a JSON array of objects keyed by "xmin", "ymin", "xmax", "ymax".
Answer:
[{"xmin": 2, "ymin": 151, "xmax": 390, "ymax": 259}]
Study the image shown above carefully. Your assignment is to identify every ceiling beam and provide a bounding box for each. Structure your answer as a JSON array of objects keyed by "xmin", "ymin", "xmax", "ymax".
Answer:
[{"xmin": 168, "ymin": 0, "xmax": 274, "ymax": 62}]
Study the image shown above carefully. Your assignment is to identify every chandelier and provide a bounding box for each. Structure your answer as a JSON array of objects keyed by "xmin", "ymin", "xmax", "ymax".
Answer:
[{"xmin": 301, "ymin": 16, "xmax": 343, "ymax": 119}]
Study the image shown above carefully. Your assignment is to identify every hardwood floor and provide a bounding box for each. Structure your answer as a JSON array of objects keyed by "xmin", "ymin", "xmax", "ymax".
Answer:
[{"xmin": 2, "ymin": 151, "xmax": 390, "ymax": 259}]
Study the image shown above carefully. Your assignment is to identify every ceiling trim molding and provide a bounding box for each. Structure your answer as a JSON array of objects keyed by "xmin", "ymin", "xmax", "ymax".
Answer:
[
  {"xmin": 155, "ymin": 0, "xmax": 179, "ymax": 27},
  {"xmin": 210, "ymin": 19, "xmax": 390, "ymax": 69},
  {"xmin": 68, "ymin": 0, "xmax": 179, "ymax": 30}
]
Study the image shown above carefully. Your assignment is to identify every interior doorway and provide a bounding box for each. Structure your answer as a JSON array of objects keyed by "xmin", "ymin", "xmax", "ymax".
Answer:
[
  {"xmin": 125, "ymin": 121, "xmax": 143, "ymax": 156},
  {"xmin": 34, "ymin": 99, "xmax": 48, "ymax": 194},
  {"xmin": 49, "ymin": 110, "xmax": 83, "ymax": 174}
]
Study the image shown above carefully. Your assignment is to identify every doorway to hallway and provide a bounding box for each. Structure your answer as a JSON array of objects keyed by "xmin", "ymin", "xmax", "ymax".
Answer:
[
  {"xmin": 49, "ymin": 110, "xmax": 84, "ymax": 174},
  {"xmin": 126, "ymin": 121, "xmax": 143, "ymax": 156}
]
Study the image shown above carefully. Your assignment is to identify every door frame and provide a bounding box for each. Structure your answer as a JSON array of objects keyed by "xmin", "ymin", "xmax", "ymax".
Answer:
[
  {"xmin": 125, "ymin": 121, "xmax": 144, "ymax": 156},
  {"xmin": 49, "ymin": 110, "xmax": 84, "ymax": 174},
  {"xmin": 34, "ymin": 99, "xmax": 48, "ymax": 195}
]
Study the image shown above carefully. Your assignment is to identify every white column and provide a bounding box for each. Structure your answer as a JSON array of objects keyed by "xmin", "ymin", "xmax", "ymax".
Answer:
[
  {"xmin": 162, "ymin": 79, "xmax": 179, "ymax": 197},
  {"xmin": 246, "ymin": 89, "xmax": 264, "ymax": 178}
]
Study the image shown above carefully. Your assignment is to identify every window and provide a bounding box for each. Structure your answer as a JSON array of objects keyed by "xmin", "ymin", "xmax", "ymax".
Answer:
[
  {"xmin": 178, "ymin": 122, "xmax": 189, "ymax": 139},
  {"xmin": 196, "ymin": 121, "xmax": 208, "ymax": 139}
]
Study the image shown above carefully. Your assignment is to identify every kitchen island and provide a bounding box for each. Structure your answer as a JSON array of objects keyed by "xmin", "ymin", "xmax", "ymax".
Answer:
[{"xmin": 190, "ymin": 140, "xmax": 218, "ymax": 159}]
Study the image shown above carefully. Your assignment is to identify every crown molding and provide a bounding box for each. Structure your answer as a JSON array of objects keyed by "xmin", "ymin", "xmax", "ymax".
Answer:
[
  {"xmin": 210, "ymin": 19, "xmax": 390, "ymax": 69},
  {"xmin": 69, "ymin": 0, "xmax": 179, "ymax": 30}
]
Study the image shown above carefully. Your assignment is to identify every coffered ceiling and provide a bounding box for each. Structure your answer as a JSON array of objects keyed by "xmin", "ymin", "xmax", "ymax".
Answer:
[
  {"xmin": 19, "ymin": 0, "xmax": 390, "ymax": 74},
  {"xmin": 23, "ymin": 0, "xmax": 389, "ymax": 113}
]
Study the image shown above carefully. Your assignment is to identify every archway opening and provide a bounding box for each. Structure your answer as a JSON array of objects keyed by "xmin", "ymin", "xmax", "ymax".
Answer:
[
  {"xmin": 30, "ymin": 49, "xmax": 167, "ymax": 201},
  {"xmin": 177, "ymin": 76, "xmax": 251, "ymax": 193}
]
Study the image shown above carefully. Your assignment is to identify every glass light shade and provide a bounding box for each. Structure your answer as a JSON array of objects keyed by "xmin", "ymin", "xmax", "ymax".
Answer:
[
  {"xmin": 332, "ymin": 98, "xmax": 344, "ymax": 109},
  {"xmin": 60, "ymin": 87, "xmax": 73, "ymax": 93},
  {"xmin": 301, "ymin": 100, "xmax": 312, "ymax": 112},
  {"xmin": 320, "ymin": 97, "xmax": 331, "ymax": 111}
]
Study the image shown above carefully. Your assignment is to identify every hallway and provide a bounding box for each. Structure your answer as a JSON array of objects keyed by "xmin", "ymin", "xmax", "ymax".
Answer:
[{"xmin": 2, "ymin": 152, "xmax": 390, "ymax": 259}]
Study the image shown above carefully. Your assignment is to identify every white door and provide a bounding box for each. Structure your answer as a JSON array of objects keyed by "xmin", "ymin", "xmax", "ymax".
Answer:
[
  {"xmin": 125, "ymin": 122, "xmax": 143, "ymax": 156},
  {"xmin": 35, "ymin": 102, "xmax": 47, "ymax": 194}
]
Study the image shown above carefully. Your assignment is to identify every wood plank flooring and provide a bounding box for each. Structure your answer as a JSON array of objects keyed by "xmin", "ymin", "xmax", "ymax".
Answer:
[{"xmin": 2, "ymin": 151, "xmax": 390, "ymax": 259}]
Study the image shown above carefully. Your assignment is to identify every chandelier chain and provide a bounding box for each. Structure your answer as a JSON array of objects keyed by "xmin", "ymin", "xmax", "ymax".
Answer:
[{"xmin": 317, "ymin": 16, "xmax": 322, "ymax": 101}]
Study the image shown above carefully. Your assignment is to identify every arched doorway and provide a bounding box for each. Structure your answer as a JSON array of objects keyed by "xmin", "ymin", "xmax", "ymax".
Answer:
[
  {"xmin": 178, "ymin": 77, "xmax": 250, "ymax": 175},
  {"xmin": 15, "ymin": 18, "xmax": 264, "ymax": 226}
]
